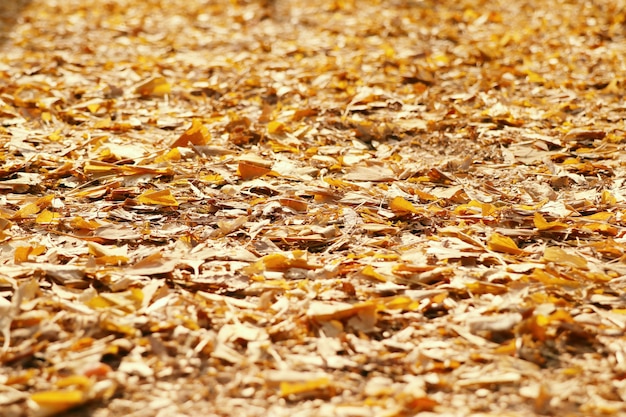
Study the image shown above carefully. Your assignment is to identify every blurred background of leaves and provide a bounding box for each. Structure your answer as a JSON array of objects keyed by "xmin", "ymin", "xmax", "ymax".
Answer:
[{"xmin": 0, "ymin": 0, "xmax": 31, "ymax": 47}]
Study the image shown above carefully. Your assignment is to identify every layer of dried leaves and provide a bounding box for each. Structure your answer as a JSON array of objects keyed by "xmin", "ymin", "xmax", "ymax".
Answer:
[{"xmin": 2, "ymin": 0, "xmax": 626, "ymax": 415}]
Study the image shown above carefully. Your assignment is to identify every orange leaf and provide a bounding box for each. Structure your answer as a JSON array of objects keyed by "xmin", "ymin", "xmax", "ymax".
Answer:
[
  {"xmin": 487, "ymin": 233, "xmax": 526, "ymax": 255},
  {"xmin": 170, "ymin": 119, "xmax": 210, "ymax": 148},
  {"xmin": 279, "ymin": 198, "xmax": 308, "ymax": 212},
  {"xmin": 14, "ymin": 246, "xmax": 31, "ymax": 263},
  {"xmin": 237, "ymin": 161, "xmax": 272, "ymax": 180},
  {"xmin": 137, "ymin": 189, "xmax": 179, "ymax": 207}
]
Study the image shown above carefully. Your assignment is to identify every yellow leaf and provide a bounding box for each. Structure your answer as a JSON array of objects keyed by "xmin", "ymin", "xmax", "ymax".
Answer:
[
  {"xmin": 527, "ymin": 71, "xmax": 545, "ymax": 83},
  {"xmin": 412, "ymin": 188, "xmax": 438, "ymax": 202},
  {"xmin": 70, "ymin": 216, "xmax": 101, "ymax": 231},
  {"xmin": 14, "ymin": 244, "xmax": 46, "ymax": 263},
  {"xmin": 12, "ymin": 195, "xmax": 55, "ymax": 219},
  {"xmin": 14, "ymin": 246, "xmax": 32, "ymax": 263},
  {"xmin": 95, "ymin": 255, "xmax": 129, "ymax": 266},
  {"xmin": 280, "ymin": 377, "xmax": 331, "ymax": 397},
  {"xmin": 542, "ymin": 247, "xmax": 588, "ymax": 269},
  {"xmin": 170, "ymin": 119, "xmax": 210, "ymax": 148},
  {"xmin": 583, "ymin": 212, "xmax": 614, "ymax": 221},
  {"xmin": 580, "ymin": 222, "xmax": 618, "ymax": 236},
  {"xmin": 36, "ymin": 210, "xmax": 61, "ymax": 224},
  {"xmin": 155, "ymin": 147, "xmax": 181, "ymax": 163},
  {"xmin": 135, "ymin": 76, "xmax": 171, "ymax": 97},
  {"xmin": 137, "ymin": 189, "xmax": 179, "ymax": 207},
  {"xmin": 487, "ymin": 233, "xmax": 526, "ymax": 255},
  {"xmin": 601, "ymin": 191, "xmax": 617, "ymax": 205},
  {"xmin": 267, "ymin": 120, "xmax": 289, "ymax": 134},
  {"xmin": 528, "ymin": 268, "xmax": 580, "ymax": 288},
  {"xmin": 30, "ymin": 390, "xmax": 85, "ymax": 407},
  {"xmin": 86, "ymin": 295, "xmax": 114, "ymax": 309},
  {"xmin": 200, "ymin": 173, "xmax": 225, "ymax": 184},
  {"xmin": 360, "ymin": 265, "xmax": 388, "ymax": 282},
  {"xmin": 389, "ymin": 196, "xmax": 421, "ymax": 214},
  {"xmin": 55, "ymin": 375, "xmax": 92, "ymax": 389},
  {"xmin": 533, "ymin": 212, "xmax": 568, "ymax": 231}
]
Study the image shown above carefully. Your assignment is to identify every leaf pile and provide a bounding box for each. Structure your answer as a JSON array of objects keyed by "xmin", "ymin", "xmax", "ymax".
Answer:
[{"xmin": 2, "ymin": 0, "xmax": 626, "ymax": 416}]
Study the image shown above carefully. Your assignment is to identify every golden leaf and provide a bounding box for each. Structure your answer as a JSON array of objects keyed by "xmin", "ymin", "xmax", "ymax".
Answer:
[
  {"xmin": 542, "ymin": 247, "xmax": 587, "ymax": 269},
  {"xmin": 70, "ymin": 216, "xmax": 102, "ymax": 231},
  {"xmin": 170, "ymin": 119, "xmax": 210, "ymax": 148},
  {"xmin": 360, "ymin": 265, "xmax": 388, "ymax": 282},
  {"xmin": 137, "ymin": 189, "xmax": 179, "ymax": 207},
  {"xmin": 36, "ymin": 210, "xmax": 61, "ymax": 224},
  {"xmin": 280, "ymin": 377, "xmax": 330, "ymax": 397},
  {"xmin": 237, "ymin": 161, "xmax": 272, "ymax": 180},
  {"xmin": 533, "ymin": 212, "xmax": 568, "ymax": 231},
  {"xmin": 389, "ymin": 196, "xmax": 421, "ymax": 214},
  {"xmin": 55, "ymin": 375, "xmax": 92, "ymax": 389},
  {"xmin": 14, "ymin": 245, "xmax": 46, "ymax": 263},
  {"xmin": 135, "ymin": 76, "xmax": 171, "ymax": 97},
  {"xmin": 487, "ymin": 233, "xmax": 526, "ymax": 255},
  {"xmin": 30, "ymin": 390, "xmax": 85, "ymax": 408}
]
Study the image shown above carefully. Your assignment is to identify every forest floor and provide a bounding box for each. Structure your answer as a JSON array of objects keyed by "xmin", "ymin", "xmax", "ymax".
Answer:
[{"xmin": 2, "ymin": 0, "xmax": 626, "ymax": 416}]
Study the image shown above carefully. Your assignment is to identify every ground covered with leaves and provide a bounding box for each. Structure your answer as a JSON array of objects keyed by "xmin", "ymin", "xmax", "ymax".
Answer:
[{"xmin": 2, "ymin": 0, "xmax": 626, "ymax": 415}]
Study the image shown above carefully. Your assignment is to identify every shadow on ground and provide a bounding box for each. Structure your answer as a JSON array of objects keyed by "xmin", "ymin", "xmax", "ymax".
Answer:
[{"xmin": 0, "ymin": 0, "xmax": 32, "ymax": 48}]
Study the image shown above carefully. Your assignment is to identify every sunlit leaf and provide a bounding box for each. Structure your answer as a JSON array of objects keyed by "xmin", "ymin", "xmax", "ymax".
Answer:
[
  {"xmin": 137, "ymin": 189, "xmax": 179, "ymax": 207},
  {"xmin": 36, "ymin": 209, "xmax": 61, "ymax": 224},
  {"xmin": 170, "ymin": 119, "xmax": 210, "ymax": 148},
  {"xmin": 389, "ymin": 196, "xmax": 421, "ymax": 214},
  {"xmin": 360, "ymin": 265, "xmax": 388, "ymax": 282},
  {"xmin": 237, "ymin": 161, "xmax": 272, "ymax": 180},
  {"xmin": 487, "ymin": 233, "xmax": 526, "ymax": 255},
  {"xmin": 280, "ymin": 377, "xmax": 330, "ymax": 397},
  {"xmin": 135, "ymin": 76, "xmax": 171, "ymax": 97},
  {"xmin": 534, "ymin": 212, "xmax": 568, "ymax": 231},
  {"xmin": 30, "ymin": 390, "xmax": 85, "ymax": 408},
  {"xmin": 542, "ymin": 247, "xmax": 587, "ymax": 269}
]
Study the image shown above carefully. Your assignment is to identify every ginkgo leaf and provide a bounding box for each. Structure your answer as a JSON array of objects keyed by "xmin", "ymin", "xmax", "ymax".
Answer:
[
  {"xmin": 389, "ymin": 196, "xmax": 421, "ymax": 214},
  {"xmin": 487, "ymin": 233, "xmax": 526, "ymax": 255},
  {"xmin": 360, "ymin": 265, "xmax": 388, "ymax": 282},
  {"xmin": 30, "ymin": 390, "xmax": 86, "ymax": 412},
  {"xmin": 534, "ymin": 212, "xmax": 568, "ymax": 231},
  {"xmin": 35, "ymin": 210, "xmax": 61, "ymax": 224},
  {"xmin": 135, "ymin": 76, "xmax": 171, "ymax": 97},
  {"xmin": 280, "ymin": 377, "xmax": 331, "ymax": 397},
  {"xmin": 542, "ymin": 247, "xmax": 587, "ymax": 269},
  {"xmin": 137, "ymin": 189, "xmax": 179, "ymax": 207},
  {"xmin": 237, "ymin": 161, "xmax": 272, "ymax": 180},
  {"xmin": 267, "ymin": 120, "xmax": 289, "ymax": 134},
  {"xmin": 70, "ymin": 216, "xmax": 102, "ymax": 231},
  {"xmin": 170, "ymin": 119, "xmax": 210, "ymax": 148},
  {"xmin": 14, "ymin": 244, "xmax": 46, "ymax": 263}
]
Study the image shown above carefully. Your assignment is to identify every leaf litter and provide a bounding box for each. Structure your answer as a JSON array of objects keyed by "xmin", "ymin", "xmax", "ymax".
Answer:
[{"xmin": 2, "ymin": 0, "xmax": 626, "ymax": 416}]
